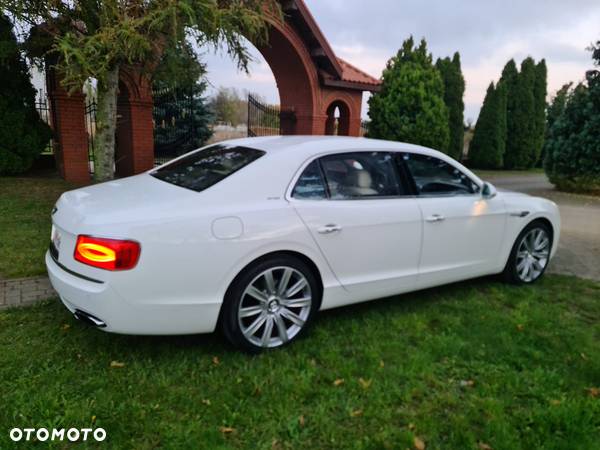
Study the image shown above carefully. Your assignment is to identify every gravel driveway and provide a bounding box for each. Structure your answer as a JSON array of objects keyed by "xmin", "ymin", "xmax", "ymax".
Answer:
[{"xmin": 479, "ymin": 171, "xmax": 600, "ymax": 281}]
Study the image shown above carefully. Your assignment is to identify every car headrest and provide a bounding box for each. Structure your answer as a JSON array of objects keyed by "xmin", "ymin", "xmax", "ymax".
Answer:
[{"xmin": 348, "ymin": 170, "xmax": 372, "ymax": 188}]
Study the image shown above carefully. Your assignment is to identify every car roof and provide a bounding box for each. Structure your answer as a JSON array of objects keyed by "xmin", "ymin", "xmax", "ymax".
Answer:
[{"xmin": 221, "ymin": 135, "xmax": 440, "ymax": 158}]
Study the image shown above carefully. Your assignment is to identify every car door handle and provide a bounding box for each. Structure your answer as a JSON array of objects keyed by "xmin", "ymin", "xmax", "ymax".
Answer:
[
  {"xmin": 317, "ymin": 224, "xmax": 342, "ymax": 234},
  {"xmin": 425, "ymin": 214, "xmax": 445, "ymax": 223}
]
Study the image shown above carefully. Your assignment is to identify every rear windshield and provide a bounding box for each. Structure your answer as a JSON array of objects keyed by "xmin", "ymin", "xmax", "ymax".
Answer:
[{"xmin": 151, "ymin": 145, "xmax": 265, "ymax": 192}]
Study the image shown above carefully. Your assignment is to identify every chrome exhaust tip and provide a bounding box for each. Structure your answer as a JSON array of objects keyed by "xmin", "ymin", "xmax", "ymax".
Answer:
[{"xmin": 73, "ymin": 309, "xmax": 107, "ymax": 328}]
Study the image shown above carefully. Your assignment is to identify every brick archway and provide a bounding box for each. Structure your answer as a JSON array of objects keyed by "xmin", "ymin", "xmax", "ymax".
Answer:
[
  {"xmin": 325, "ymin": 100, "xmax": 350, "ymax": 136},
  {"xmin": 46, "ymin": 0, "xmax": 380, "ymax": 183}
]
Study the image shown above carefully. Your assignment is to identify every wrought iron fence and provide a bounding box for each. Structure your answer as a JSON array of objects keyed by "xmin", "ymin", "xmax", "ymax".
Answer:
[
  {"xmin": 35, "ymin": 92, "xmax": 53, "ymax": 154},
  {"xmin": 247, "ymin": 94, "xmax": 282, "ymax": 137}
]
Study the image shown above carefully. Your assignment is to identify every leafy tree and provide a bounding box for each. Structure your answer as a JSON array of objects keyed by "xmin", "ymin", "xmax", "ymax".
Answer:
[
  {"xmin": 435, "ymin": 52, "xmax": 465, "ymax": 160},
  {"xmin": 368, "ymin": 36, "xmax": 449, "ymax": 151},
  {"xmin": 533, "ymin": 59, "xmax": 547, "ymax": 166},
  {"xmin": 209, "ymin": 87, "xmax": 247, "ymax": 127},
  {"xmin": 544, "ymin": 41, "xmax": 600, "ymax": 194},
  {"xmin": 468, "ymin": 82, "xmax": 507, "ymax": 168},
  {"xmin": 4, "ymin": 0, "xmax": 280, "ymax": 181},
  {"xmin": 0, "ymin": 14, "xmax": 51, "ymax": 174}
]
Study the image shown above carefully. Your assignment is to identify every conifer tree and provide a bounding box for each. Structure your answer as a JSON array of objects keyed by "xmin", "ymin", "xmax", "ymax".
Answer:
[
  {"xmin": 468, "ymin": 82, "xmax": 507, "ymax": 168},
  {"xmin": 368, "ymin": 37, "xmax": 449, "ymax": 151},
  {"xmin": 435, "ymin": 52, "xmax": 465, "ymax": 160},
  {"xmin": 533, "ymin": 59, "xmax": 548, "ymax": 166},
  {"xmin": 500, "ymin": 60, "xmax": 520, "ymax": 168},
  {"xmin": 0, "ymin": 15, "xmax": 51, "ymax": 174}
]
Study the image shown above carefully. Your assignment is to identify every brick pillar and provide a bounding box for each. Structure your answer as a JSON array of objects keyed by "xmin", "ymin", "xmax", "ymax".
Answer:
[
  {"xmin": 115, "ymin": 73, "xmax": 154, "ymax": 177},
  {"xmin": 46, "ymin": 67, "xmax": 90, "ymax": 184}
]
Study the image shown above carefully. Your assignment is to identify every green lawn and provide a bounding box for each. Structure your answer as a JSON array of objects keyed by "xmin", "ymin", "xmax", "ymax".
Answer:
[
  {"xmin": 0, "ymin": 175, "xmax": 73, "ymax": 278},
  {"xmin": 1, "ymin": 275, "xmax": 599, "ymax": 449}
]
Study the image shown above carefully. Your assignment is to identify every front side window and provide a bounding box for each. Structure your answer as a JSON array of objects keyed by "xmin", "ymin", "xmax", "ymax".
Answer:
[
  {"xmin": 292, "ymin": 160, "xmax": 327, "ymax": 200},
  {"xmin": 319, "ymin": 152, "xmax": 403, "ymax": 199},
  {"xmin": 151, "ymin": 145, "xmax": 265, "ymax": 192},
  {"xmin": 403, "ymin": 153, "xmax": 479, "ymax": 195}
]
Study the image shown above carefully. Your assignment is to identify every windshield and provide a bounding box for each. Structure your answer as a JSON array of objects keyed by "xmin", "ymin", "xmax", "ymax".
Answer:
[{"xmin": 151, "ymin": 145, "xmax": 265, "ymax": 192}]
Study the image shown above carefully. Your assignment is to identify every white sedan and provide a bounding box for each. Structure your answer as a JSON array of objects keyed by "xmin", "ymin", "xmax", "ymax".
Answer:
[{"xmin": 47, "ymin": 137, "xmax": 560, "ymax": 351}]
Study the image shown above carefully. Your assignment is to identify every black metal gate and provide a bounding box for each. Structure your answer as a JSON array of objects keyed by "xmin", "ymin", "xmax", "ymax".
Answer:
[
  {"xmin": 247, "ymin": 94, "xmax": 283, "ymax": 137},
  {"xmin": 153, "ymin": 87, "xmax": 196, "ymax": 165}
]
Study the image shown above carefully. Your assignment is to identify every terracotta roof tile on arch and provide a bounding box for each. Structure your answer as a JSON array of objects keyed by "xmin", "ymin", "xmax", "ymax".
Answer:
[
  {"xmin": 319, "ymin": 59, "xmax": 382, "ymax": 92},
  {"xmin": 338, "ymin": 58, "xmax": 381, "ymax": 87}
]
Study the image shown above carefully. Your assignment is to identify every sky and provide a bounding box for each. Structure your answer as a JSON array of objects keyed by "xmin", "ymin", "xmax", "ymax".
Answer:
[{"xmin": 200, "ymin": 0, "xmax": 600, "ymax": 122}]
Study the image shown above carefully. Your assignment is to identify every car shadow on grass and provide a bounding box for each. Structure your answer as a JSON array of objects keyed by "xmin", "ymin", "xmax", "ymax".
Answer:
[{"xmin": 38, "ymin": 275, "xmax": 508, "ymax": 358}]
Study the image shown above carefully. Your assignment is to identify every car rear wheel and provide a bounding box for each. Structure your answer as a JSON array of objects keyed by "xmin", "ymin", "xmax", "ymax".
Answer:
[
  {"xmin": 221, "ymin": 255, "xmax": 320, "ymax": 352},
  {"xmin": 503, "ymin": 221, "xmax": 552, "ymax": 284}
]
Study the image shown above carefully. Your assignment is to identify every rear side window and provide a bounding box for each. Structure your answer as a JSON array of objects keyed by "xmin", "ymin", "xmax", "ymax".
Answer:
[
  {"xmin": 151, "ymin": 145, "xmax": 265, "ymax": 192},
  {"xmin": 319, "ymin": 152, "xmax": 403, "ymax": 199},
  {"xmin": 292, "ymin": 161, "xmax": 327, "ymax": 200}
]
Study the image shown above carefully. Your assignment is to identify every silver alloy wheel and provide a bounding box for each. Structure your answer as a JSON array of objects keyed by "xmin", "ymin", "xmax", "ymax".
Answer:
[
  {"xmin": 515, "ymin": 227, "xmax": 550, "ymax": 282},
  {"xmin": 238, "ymin": 266, "xmax": 312, "ymax": 348}
]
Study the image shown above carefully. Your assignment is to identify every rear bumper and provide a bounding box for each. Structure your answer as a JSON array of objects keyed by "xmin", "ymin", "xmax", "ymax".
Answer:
[{"xmin": 46, "ymin": 251, "xmax": 221, "ymax": 335}]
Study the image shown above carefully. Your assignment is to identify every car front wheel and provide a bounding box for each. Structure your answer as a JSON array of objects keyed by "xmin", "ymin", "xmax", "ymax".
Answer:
[
  {"xmin": 503, "ymin": 221, "xmax": 552, "ymax": 284},
  {"xmin": 221, "ymin": 255, "xmax": 320, "ymax": 352}
]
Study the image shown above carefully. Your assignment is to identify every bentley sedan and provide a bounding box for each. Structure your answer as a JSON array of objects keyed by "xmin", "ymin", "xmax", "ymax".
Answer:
[{"xmin": 47, "ymin": 136, "xmax": 560, "ymax": 351}]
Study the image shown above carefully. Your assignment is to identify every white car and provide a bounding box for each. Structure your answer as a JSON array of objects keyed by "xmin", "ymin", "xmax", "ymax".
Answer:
[{"xmin": 47, "ymin": 136, "xmax": 560, "ymax": 351}]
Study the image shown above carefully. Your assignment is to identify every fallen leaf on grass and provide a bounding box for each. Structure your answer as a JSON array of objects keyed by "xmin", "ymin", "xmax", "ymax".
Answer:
[
  {"xmin": 358, "ymin": 378, "xmax": 372, "ymax": 389},
  {"xmin": 350, "ymin": 409, "xmax": 363, "ymax": 417},
  {"xmin": 580, "ymin": 353, "xmax": 588, "ymax": 361},
  {"xmin": 110, "ymin": 361, "xmax": 125, "ymax": 368},
  {"xmin": 202, "ymin": 399, "xmax": 211, "ymax": 406},
  {"xmin": 459, "ymin": 380, "xmax": 475, "ymax": 387},
  {"xmin": 408, "ymin": 423, "xmax": 416, "ymax": 430},
  {"xmin": 587, "ymin": 387, "xmax": 600, "ymax": 398},
  {"xmin": 333, "ymin": 378, "xmax": 344, "ymax": 386},
  {"xmin": 478, "ymin": 442, "xmax": 493, "ymax": 450},
  {"xmin": 516, "ymin": 324, "xmax": 524, "ymax": 331},
  {"xmin": 61, "ymin": 324, "xmax": 71, "ymax": 331},
  {"xmin": 212, "ymin": 356, "xmax": 220, "ymax": 366},
  {"xmin": 413, "ymin": 436, "xmax": 426, "ymax": 450},
  {"xmin": 298, "ymin": 415, "xmax": 305, "ymax": 427},
  {"xmin": 219, "ymin": 426, "xmax": 235, "ymax": 434}
]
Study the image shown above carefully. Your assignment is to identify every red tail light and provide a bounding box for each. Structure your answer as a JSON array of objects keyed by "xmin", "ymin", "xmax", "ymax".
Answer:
[{"xmin": 74, "ymin": 235, "xmax": 140, "ymax": 271}]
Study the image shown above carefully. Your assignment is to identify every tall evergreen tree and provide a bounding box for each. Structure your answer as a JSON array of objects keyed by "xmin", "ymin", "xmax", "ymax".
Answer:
[
  {"xmin": 0, "ymin": 15, "xmax": 51, "ymax": 175},
  {"xmin": 435, "ymin": 52, "xmax": 465, "ymax": 160},
  {"xmin": 153, "ymin": 41, "xmax": 213, "ymax": 152},
  {"xmin": 468, "ymin": 82, "xmax": 507, "ymax": 168},
  {"xmin": 499, "ymin": 59, "xmax": 519, "ymax": 169},
  {"xmin": 503, "ymin": 58, "xmax": 536, "ymax": 168},
  {"xmin": 533, "ymin": 59, "xmax": 548, "ymax": 166},
  {"xmin": 368, "ymin": 37, "xmax": 449, "ymax": 151}
]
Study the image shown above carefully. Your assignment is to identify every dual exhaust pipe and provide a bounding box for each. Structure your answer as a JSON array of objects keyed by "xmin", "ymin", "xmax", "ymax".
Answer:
[{"xmin": 73, "ymin": 309, "xmax": 107, "ymax": 328}]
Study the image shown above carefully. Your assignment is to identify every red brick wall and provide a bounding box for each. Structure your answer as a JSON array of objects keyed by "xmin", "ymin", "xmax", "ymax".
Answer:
[{"xmin": 46, "ymin": 68, "xmax": 90, "ymax": 184}]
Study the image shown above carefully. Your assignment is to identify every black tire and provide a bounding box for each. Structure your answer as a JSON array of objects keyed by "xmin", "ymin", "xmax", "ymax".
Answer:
[
  {"xmin": 502, "ymin": 220, "xmax": 553, "ymax": 284},
  {"xmin": 221, "ymin": 255, "xmax": 321, "ymax": 353}
]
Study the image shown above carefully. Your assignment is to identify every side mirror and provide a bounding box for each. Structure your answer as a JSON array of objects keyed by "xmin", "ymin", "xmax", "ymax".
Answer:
[{"xmin": 481, "ymin": 181, "xmax": 497, "ymax": 199}]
